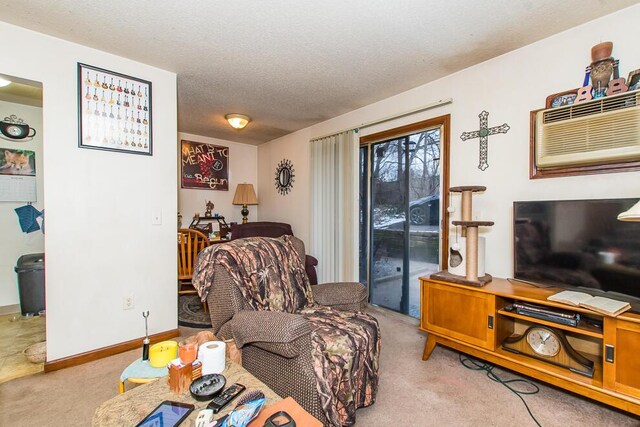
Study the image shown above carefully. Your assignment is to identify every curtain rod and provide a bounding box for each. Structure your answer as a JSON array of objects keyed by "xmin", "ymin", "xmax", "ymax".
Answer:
[{"xmin": 310, "ymin": 97, "xmax": 453, "ymax": 141}]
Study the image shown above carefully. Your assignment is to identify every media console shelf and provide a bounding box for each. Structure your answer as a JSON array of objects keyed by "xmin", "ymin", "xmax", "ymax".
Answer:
[{"xmin": 420, "ymin": 276, "xmax": 640, "ymax": 415}]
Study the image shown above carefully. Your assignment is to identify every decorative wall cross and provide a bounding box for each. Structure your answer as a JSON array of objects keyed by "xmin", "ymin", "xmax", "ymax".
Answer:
[{"xmin": 460, "ymin": 110, "xmax": 510, "ymax": 171}]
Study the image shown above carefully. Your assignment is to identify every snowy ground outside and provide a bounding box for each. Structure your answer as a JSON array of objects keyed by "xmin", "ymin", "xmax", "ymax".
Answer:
[{"xmin": 369, "ymin": 222, "xmax": 440, "ymax": 318}]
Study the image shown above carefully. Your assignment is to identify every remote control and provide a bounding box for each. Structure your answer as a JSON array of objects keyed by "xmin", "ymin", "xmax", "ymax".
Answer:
[{"xmin": 207, "ymin": 383, "xmax": 246, "ymax": 414}]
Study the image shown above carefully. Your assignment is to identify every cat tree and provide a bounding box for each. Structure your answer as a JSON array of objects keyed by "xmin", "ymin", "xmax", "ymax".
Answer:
[{"xmin": 432, "ymin": 185, "xmax": 494, "ymax": 287}]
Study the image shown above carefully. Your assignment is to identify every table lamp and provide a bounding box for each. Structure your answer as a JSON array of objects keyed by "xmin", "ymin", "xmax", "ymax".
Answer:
[
  {"xmin": 232, "ymin": 183, "xmax": 258, "ymax": 223},
  {"xmin": 617, "ymin": 200, "xmax": 640, "ymax": 222}
]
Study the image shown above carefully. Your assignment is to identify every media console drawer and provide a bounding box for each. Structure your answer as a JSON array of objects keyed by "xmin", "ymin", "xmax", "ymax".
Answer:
[
  {"xmin": 422, "ymin": 280, "xmax": 496, "ymax": 350},
  {"xmin": 604, "ymin": 318, "xmax": 640, "ymax": 399}
]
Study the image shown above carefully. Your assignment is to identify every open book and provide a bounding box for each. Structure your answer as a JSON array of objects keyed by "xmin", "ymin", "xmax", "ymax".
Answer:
[{"xmin": 547, "ymin": 290, "xmax": 631, "ymax": 317}]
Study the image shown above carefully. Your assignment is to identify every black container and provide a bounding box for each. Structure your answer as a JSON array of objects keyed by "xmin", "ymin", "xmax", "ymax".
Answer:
[
  {"xmin": 189, "ymin": 374, "xmax": 226, "ymax": 401},
  {"xmin": 15, "ymin": 253, "xmax": 45, "ymax": 316}
]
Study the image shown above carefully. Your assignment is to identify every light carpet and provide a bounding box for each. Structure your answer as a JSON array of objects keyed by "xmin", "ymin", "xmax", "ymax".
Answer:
[
  {"xmin": 0, "ymin": 310, "xmax": 637, "ymax": 426},
  {"xmin": 357, "ymin": 307, "xmax": 638, "ymax": 426}
]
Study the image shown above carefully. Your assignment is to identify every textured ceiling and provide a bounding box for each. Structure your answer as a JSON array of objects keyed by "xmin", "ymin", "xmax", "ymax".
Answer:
[{"xmin": 1, "ymin": 1, "xmax": 638, "ymax": 144}]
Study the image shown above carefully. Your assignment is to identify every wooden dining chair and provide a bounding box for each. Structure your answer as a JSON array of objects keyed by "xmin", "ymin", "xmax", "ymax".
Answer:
[{"xmin": 178, "ymin": 228, "xmax": 211, "ymax": 309}]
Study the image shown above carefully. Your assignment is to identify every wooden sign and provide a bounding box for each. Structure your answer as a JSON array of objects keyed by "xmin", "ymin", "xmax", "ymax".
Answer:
[{"xmin": 181, "ymin": 140, "xmax": 229, "ymax": 190}]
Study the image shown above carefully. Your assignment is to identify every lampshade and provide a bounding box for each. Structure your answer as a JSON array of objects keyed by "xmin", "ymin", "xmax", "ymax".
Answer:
[
  {"xmin": 225, "ymin": 114, "xmax": 251, "ymax": 130},
  {"xmin": 232, "ymin": 183, "xmax": 258, "ymax": 205},
  {"xmin": 618, "ymin": 200, "xmax": 640, "ymax": 222}
]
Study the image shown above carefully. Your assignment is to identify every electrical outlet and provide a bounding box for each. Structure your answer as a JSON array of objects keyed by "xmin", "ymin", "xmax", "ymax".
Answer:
[
  {"xmin": 123, "ymin": 295, "xmax": 135, "ymax": 310},
  {"xmin": 151, "ymin": 209, "xmax": 162, "ymax": 225}
]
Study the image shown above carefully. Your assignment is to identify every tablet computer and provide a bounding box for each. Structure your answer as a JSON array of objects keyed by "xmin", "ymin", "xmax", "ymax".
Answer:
[{"xmin": 135, "ymin": 400, "xmax": 195, "ymax": 427}]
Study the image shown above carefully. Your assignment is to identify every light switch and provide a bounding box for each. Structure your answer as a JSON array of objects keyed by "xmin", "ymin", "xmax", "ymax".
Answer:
[{"xmin": 151, "ymin": 209, "xmax": 162, "ymax": 225}]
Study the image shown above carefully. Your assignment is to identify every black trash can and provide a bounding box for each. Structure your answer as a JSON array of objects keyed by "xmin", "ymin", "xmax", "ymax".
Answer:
[{"xmin": 15, "ymin": 253, "xmax": 45, "ymax": 316}]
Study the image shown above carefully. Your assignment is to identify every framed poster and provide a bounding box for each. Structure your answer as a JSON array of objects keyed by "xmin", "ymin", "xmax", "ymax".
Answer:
[
  {"xmin": 78, "ymin": 63, "xmax": 152, "ymax": 155},
  {"xmin": 181, "ymin": 140, "xmax": 229, "ymax": 190}
]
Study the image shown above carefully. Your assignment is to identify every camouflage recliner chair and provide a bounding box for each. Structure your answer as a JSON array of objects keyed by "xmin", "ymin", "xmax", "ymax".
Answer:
[{"xmin": 204, "ymin": 236, "xmax": 379, "ymax": 426}]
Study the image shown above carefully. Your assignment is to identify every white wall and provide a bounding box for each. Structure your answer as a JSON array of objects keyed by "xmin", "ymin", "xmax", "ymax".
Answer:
[
  {"xmin": 179, "ymin": 133, "xmax": 258, "ymax": 227},
  {"xmin": 258, "ymin": 5, "xmax": 640, "ymax": 277},
  {"xmin": 0, "ymin": 100, "xmax": 43, "ymax": 308},
  {"xmin": 258, "ymin": 136, "xmax": 310, "ymax": 240},
  {"xmin": 0, "ymin": 21, "xmax": 178, "ymax": 361}
]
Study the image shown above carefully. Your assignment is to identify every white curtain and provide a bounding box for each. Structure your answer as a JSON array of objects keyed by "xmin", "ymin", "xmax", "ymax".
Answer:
[{"xmin": 310, "ymin": 130, "xmax": 359, "ymax": 283}]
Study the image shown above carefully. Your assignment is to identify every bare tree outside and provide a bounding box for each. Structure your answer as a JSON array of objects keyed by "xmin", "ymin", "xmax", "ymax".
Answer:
[
  {"xmin": 371, "ymin": 130, "xmax": 440, "ymax": 226},
  {"xmin": 361, "ymin": 127, "xmax": 442, "ymax": 318}
]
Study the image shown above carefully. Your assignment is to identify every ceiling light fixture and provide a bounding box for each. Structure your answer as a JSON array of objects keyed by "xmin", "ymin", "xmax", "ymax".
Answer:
[
  {"xmin": 618, "ymin": 200, "xmax": 640, "ymax": 222},
  {"xmin": 225, "ymin": 114, "xmax": 251, "ymax": 130},
  {"xmin": 0, "ymin": 78, "xmax": 12, "ymax": 87}
]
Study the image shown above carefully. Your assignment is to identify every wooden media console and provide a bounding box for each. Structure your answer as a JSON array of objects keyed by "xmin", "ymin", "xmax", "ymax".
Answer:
[{"xmin": 419, "ymin": 276, "xmax": 640, "ymax": 415}]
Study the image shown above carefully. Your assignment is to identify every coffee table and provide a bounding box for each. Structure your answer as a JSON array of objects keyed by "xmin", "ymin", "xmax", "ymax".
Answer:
[{"xmin": 93, "ymin": 359, "xmax": 281, "ymax": 426}]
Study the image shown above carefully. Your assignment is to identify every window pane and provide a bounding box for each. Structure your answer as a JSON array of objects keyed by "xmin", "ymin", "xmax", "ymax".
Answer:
[
  {"xmin": 363, "ymin": 129, "xmax": 442, "ymax": 318},
  {"xmin": 369, "ymin": 139, "xmax": 406, "ymax": 312},
  {"xmin": 408, "ymin": 129, "xmax": 440, "ymax": 317}
]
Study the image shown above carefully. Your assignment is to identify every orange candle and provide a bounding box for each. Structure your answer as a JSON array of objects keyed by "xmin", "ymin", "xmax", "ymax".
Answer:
[{"xmin": 179, "ymin": 341, "xmax": 197, "ymax": 365}]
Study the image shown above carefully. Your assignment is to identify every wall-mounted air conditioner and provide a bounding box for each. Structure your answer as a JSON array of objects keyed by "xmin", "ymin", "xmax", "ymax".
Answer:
[{"xmin": 534, "ymin": 90, "xmax": 640, "ymax": 169}]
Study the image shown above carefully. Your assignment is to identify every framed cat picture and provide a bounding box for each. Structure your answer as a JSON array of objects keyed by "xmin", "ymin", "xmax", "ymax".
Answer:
[
  {"xmin": 0, "ymin": 148, "xmax": 35, "ymax": 176},
  {"xmin": 77, "ymin": 63, "xmax": 152, "ymax": 155},
  {"xmin": 0, "ymin": 148, "xmax": 36, "ymax": 202}
]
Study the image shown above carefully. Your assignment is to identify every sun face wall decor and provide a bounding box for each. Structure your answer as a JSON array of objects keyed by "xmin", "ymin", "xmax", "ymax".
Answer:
[{"xmin": 274, "ymin": 159, "xmax": 295, "ymax": 195}]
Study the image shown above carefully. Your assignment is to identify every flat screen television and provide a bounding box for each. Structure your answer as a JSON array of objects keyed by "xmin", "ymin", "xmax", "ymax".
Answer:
[{"xmin": 513, "ymin": 198, "xmax": 640, "ymax": 307}]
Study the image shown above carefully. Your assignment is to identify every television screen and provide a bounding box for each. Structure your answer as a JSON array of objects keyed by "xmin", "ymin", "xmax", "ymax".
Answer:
[{"xmin": 514, "ymin": 199, "xmax": 640, "ymax": 303}]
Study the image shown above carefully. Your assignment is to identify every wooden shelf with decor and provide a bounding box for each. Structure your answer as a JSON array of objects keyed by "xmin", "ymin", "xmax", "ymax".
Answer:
[
  {"xmin": 419, "ymin": 276, "xmax": 640, "ymax": 415},
  {"xmin": 497, "ymin": 309, "xmax": 604, "ymax": 339},
  {"xmin": 189, "ymin": 215, "xmax": 230, "ymax": 240}
]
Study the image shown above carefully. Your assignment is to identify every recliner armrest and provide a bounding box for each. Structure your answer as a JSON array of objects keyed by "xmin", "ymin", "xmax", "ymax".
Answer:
[
  {"xmin": 312, "ymin": 282, "xmax": 368, "ymax": 311},
  {"xmin": 305, "ymin": 255, "xmax": 319, "ymax": 286},
  {"xmin": 229, "ymin": 311, "xmax": 311, "ymax": 358},
  {"xmin": 305, "ymin": 255, "xmax": 318, "ymax": 267}
]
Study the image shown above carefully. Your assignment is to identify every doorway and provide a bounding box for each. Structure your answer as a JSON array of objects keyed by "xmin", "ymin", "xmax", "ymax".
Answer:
[
  {"xmin": 0, "ymin": 73, "xmax": 45, "ymax": 383},
  {"xmin": 359, "ymin": 116, "xmax": 450, "ymax": 318}
]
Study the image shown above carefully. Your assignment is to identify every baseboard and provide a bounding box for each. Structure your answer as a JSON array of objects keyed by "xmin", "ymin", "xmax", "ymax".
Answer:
[
  {"xmin": 0, "ymin": 304, "xmax": 20, "ymax": 315},
  {"xmin": 44, "ymin": 328, "xmax": 180, "ymax": 373}
]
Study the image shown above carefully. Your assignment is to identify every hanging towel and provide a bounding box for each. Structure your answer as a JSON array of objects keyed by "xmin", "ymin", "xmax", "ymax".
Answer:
[
  {"xmin": 15, "ymin": 204, "xmax": 42, "ymax": 233},
  {"xmin": 37, "ymin": 209, "xmax": 45, "ymax": 234}
]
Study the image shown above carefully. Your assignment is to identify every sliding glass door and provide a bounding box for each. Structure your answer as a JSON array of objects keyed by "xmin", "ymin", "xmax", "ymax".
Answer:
[{"xmin": 360, "ymin": 125, "xmax": 444, "ymax": 317}]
